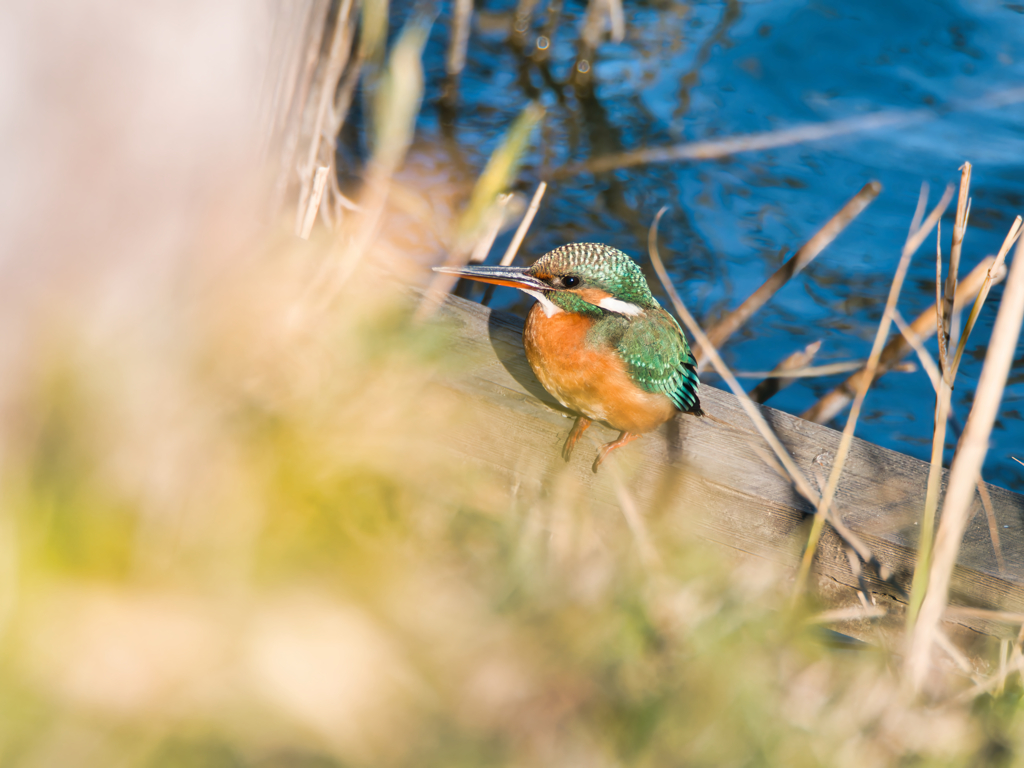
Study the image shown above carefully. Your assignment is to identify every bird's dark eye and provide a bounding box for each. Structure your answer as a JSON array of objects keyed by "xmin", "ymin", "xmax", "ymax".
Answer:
[{"xmin": 562, "ymin": 276, "xmax": 581, "ymax": 288}]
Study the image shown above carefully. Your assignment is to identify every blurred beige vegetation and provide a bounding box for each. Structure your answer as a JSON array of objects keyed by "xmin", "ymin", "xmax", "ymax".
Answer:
[{"xmin": 1, "ymin": 2, "xmax": 1023, "ymax": 767}]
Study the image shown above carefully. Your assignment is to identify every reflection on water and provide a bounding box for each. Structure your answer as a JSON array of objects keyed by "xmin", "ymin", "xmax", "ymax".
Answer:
[{"xmin": 401, "ymin": 0, "xmax": 1024, "ymax": 489}]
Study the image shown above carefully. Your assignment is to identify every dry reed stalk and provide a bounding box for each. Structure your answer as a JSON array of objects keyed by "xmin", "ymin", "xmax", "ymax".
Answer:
[
  {"xmin": 940, "ymin": 163, "xmax": 972, "ymax": 364},
  {"xmin": 802, "ymin": 255, "xmax": 1001, "ymax": 425},
  {"xmin": 908, "ymin": 216, "xmax": 1022, "ymax": 628},
  {"xmin": 554, "ymin": 87, "xmax": 1024, "ymax": 177},
  {"xmin": 295, "ymin": 0, "xmax": 357, "ymax": 235},
  {"xmin": 951, "ymin": 216, "xmax": 1024, "ymax": 374},
  {"xmin": 891, "ymin": 309, "xmax": 943, "ymax": 393},
  {"xmin": 269, "ymin": 0, "xmax": 333, "ymax": 221},
  {"xmin": 907, "ymin": 235, "xmax": 1024, "ymax": 694},
  {"xmin": 481, "ymin": 181, "xmax": 547, "ymax": 305},
  {"xmin": 955, "ymin": 655, "xmax": 1024, "ymax": 702},
  {"xmin": 259, "ymin": 0, "xmax": 319, "ymax": 164},
  {"xmin": 499, "ymin": 182, "xmax": 547, "ymax": 266},
  {"xmin": 299, "ymin": 166, "xmax": 331, "ymax": 239},
  {"xmin": 308, "ymin": 18, "xmax": 428, "ymax": 312},
  {"xmin": 892, "ymin": 309, "xmax": 1006, "ymax": 575},
  {"xmin": 748, "ymin": 340, "xmax": 821, "ymax": 404},
  {"xmin": 976, "ymin": 480, "xmax": 1005, "ymax": 574},
  {"xmin": 736, "ymin": 360, "xmax": 867, "ymax": 379},
  {"xmin": 654, "ymin": 216, "xmax": 892, "ymax": 594},
  {"xmin": 699, "ymin": 182, "xmax": 880, "ymax": 363},
  {"xmin": 794, "ymin": 185, "xmax": 954, "ymax": 596},
  {"xmin": 417, "ymin": 105, "xmax": 544, "ymax": 320},
  {"xmin": 647, "ymin": 209, "xmax": 821, "ymax": 513},
  {"xmin": 446, "ymin": 0, "xmax": 474, "ymax": 76},
  {"xmin": 655, "ymin": 208, "xmax": 887, "ymax": 589},
  {"xmin": 934, "ymin": 630, "xmax": 980, "ymax": 680},
  {"xmin": 468, "ymin": 194, "xmax": 512, "ymax": 263}
]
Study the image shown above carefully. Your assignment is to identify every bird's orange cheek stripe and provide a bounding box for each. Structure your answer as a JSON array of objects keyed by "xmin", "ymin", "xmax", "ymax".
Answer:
[{"xmin": 572, "ymin": 288, "xmax": 613, "ymax": 306}]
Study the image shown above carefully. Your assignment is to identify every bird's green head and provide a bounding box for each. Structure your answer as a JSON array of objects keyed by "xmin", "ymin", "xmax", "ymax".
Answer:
[{"xmin": 527, "ymin": 243, "xmax": 659, "ymax": 316}]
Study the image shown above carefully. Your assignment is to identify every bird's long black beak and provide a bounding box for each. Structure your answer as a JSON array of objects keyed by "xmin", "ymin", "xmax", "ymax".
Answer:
[{"xmin": 432, "ymin": 264, "xmax": 552, "ymax": 292}]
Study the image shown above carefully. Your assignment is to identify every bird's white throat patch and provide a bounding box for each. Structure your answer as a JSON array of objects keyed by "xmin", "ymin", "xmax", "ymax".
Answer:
[
  {"xmin": 597, "ymin": 296, "xmax": 644, "ymax": 316},
  {"xmin": 522, "ymin": 289, "xmax": 564, "ymax": 317}
]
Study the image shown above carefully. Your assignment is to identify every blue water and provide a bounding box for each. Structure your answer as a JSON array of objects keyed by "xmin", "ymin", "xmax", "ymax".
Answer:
[{"xmin": 405, "ymin": 0, "xmax": 1024, "ymax": 490}]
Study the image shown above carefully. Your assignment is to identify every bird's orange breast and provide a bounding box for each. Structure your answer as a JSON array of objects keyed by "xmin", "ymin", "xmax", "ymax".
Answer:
[{"xmin": 523, "ymin": 304, "xmax": 676, "ymax": 434}]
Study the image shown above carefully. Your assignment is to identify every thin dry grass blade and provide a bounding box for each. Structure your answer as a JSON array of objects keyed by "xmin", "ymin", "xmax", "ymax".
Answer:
[
  {"xmin": 417, "ymin": 104, "xmax": 544, "ymax": 320},
  {"xmin": 977, "ymin": 478, "xmax": 1005, "ymax": 575},
  {"xmin": 468, "ymin": 193, "xmax": 512, "ymax": 263},
  {"xmin": 795, "ymin": 186, "xmax": 954, "ymax": 595},
  {"xmin": 734, "ymin": 360, "xmax": 866, "ymax": 379},
  {"xmin": 699, "ymin": 182, "xmax": 880, "ymax": 361},
  {"xmin": 892, "ymin": 310, "xmax": 1006, "ymax": 577},
  {"xmin": 299, "ymin": 166, "xmax": 331, "ymax": 239},
  {"xmin": 647, "ymin": 209, "xmax": 822, "ymax": 518},
  {"xmin": 499, "ymin": 181, "xmax": 547, "ymax": 268},
  {"xmin": 313, "ymin": 16, "xmax": 429, "ymax": 308},
  {"xmin": 950, "ymin": 216, "xmax": 1023, "ymax": 375},
  {"xmin": 891, "ymin": 309, "xmax": 943, "ymax": 392},
  {"xmin": 295, "ymin": 0, "xmax": 357, "ymax": 235},
  {"xmin": 908, "ymin": 216, "xmax": 1021, "ymax": 629},
  {"xmin": 802, "ymin": 254, "xmax": 999, "ymax": 425},
  {"xmin": 934, "ymin": 629, "xmax": 980, "ymax": 680},
  {"xmin": 945, "ymin": 607, "xmax": 1024, "ymax": 625},
  {"xmin": 268, "ymin": 0, "xmax": 333, "ymax": 221},
  {"xmin": 908, "ymin": 234, "xmax": 1024, "ymax": 693},
  {"xmin": 482, "ymin": 180, "xmax": 547, "ymax": 305}
]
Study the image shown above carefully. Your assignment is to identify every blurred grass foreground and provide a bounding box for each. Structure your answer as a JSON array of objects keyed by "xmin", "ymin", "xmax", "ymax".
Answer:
[{"xmin": 2, "ymin": 2, "xmax": 1024, "ymax": 767}]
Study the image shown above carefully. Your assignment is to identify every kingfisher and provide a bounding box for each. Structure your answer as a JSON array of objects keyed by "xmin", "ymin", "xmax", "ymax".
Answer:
[{"xmin": 434, "ymin": 243, "xmax": 702, "ymax": 471}]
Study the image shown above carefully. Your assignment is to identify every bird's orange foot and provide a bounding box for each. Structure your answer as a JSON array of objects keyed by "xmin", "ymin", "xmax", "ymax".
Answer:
[
  {"xmin": 592, "ymin": 431, "xmax": 641, "ymax": 472},
  {"xmin": 562, "ymin": 416, "xmax": 592, "ymax": 461}
]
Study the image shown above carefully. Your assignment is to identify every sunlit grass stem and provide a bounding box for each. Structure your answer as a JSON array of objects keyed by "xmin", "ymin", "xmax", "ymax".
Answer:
[
  {"xmin": 795, "ymin": 184, "xmax": 954, "ymax": 597},
  {"xmin": 907, "ymin": 214, "xmax": 1022, "ymax": 629},
  {"xmin": 908, "ymin": 234, "xmax": 1024, "ymax": 693}
]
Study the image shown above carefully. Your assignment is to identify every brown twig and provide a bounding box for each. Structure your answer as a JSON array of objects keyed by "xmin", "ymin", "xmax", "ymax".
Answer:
[
  {"xmin": 748, "ymin": 341, "xmax": 822, "ymax": 404},
  {"xmin": 699, "ymin": 182, "xmax": 881, "ymax": 362}
]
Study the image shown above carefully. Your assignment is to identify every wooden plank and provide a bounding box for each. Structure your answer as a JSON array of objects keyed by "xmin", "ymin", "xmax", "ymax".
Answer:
[{"xmin": 429, "ymin": 292, "xmax": 1024, "ymax": 648}]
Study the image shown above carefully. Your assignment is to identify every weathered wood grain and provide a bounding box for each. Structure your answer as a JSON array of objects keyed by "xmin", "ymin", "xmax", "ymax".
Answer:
[{"xmin": 429, "ymin": 292, "xmax": 1024, "ymax": 650}]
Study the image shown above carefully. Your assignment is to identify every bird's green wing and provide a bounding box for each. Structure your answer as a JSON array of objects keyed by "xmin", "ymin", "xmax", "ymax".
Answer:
[{"xmin": 615, "ymin": 309, "xmax": 701, "ymax": 413}]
